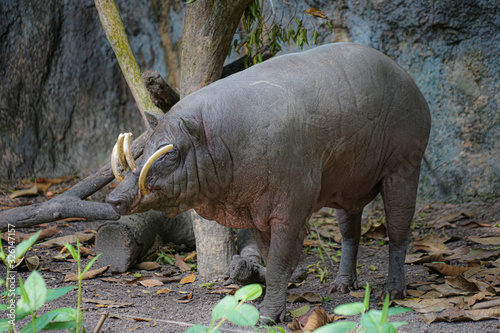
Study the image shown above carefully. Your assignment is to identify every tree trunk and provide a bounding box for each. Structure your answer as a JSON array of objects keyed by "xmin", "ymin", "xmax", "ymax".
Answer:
[{"xmin": 180, "ymin": 0, "xmax": 252, "ymax": 278}]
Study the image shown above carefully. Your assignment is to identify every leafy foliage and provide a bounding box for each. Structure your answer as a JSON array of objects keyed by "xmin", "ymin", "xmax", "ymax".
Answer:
[
  {"xmin": 184, "ymin": 284, "xmax": 263, "ymax": 333},
  {"xmin": 0, "ymin": 231, "xmax": 100, "ymax": 332},
  {"xmin": 313, "ymin": 283, "xmax": 411, "ymax": 333},
  {"xmin": 235, "ymin": 0, "xmax": 332, "ymax": 67}
]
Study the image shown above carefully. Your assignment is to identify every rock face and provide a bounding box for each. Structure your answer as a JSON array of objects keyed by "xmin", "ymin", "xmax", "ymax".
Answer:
[
  {"xmin": 314, "ymin": 0, "xmax": 499, "ymax": 201},
  {"xmin": 1, "ymin": 0, "xmax": 498, "ymax": 201},
  {"xmin": 0, "ymin": 0, "xmax": 182, "ymax": 179}
]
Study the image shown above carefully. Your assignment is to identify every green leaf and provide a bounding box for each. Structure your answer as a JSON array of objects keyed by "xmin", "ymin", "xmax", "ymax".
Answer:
[
  {"xmin": 381, "ymin": 322, "xmax": 397, "ymax": 333},
  {"xmin": 381, "ymin": 293, "xmax": 390, "ymax": 325},
  {"xmin": 0, "ymin": 318, "xmax": 10, "ymax": 332},
  {"xmin": 42, "ymin": 321, "xmax": 77, "ymax": 330},
  {"xmin": 15, "ymin": 230, "xmax": 41, "ymax": 259},
  {"xmin": 313, "ymin": 30, "xmax": 319, "ymax": 44},
  {"xmin": 226, "ymin": 303, "xmax": 259, "ymax": 326},
  {"xmin": 212, "ymin": 296, "xmax": 237, "ymax": 321},
  {"xmin": 186, "ymin": 0, "xmax": 197, "ymax": 4},
  {"xmin": 83, "ymin": 253, "xmax": 102, "ymax": 275},
  {"xmin": 360, "ymin": 309, "xmax": 382, "ymax": 331},
  {"xmin": 363, "ymin": 282, "xmax": 370, "ymax": 311},
  {"xmin": 184, "ymin": 324, "xmax": 208, "ymax": 333},
  {"xmin": 334, "ymin": 302, "xmax": 365, "ymax": 316},
  {"xmin": 390, "ymin": 321, "xmax": 409, "ymax": 329},
  {"xmin": 46, "ymin": 286, "xmax": 76, "ymax": 302},
  {"xmin": 19, "ymin": 310, "xmax": 58, "ymax": 333},
  {"xmin": 327, "ymin": 21, "xmax": 333, "ymax": 33},
  {"xmin": 388, "ymin": 307, "xmax": 412, "ymax": 316},
  {"xmin": 64, "ymin": 243, "xmax": 79, "ymax": 261},
  {"xmin": 0, "ymin": 304, "xmax": 8, "ymax": 311},
  {"xmin": 15, "ymin": 307, "xmax": 30, "ymax": 321},
  {"xmin": 49, "ymin": 308, "xmax": 78, "ymax": 322},
  {"xmin": 234, "ymin": 284, "xmax": 262, "ymax": 301},
  {"xmin": 17, "ymin": 271, "xmax": 47, "ymax": 313},
  {"xmin": 312, "ymin": 321, "xmax": 357, "ymax": 333}
]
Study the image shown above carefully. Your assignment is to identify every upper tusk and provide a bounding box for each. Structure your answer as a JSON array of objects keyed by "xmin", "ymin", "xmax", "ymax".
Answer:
[
  {"xmin": 123, "ymin": 133, "xmax": 138, "ymax": 172},
  {"xmin": 116, "ymin": 134, "xmax": 129, "ymax": 172},
  {"xmin": 138, "ymin": 144, "xmax": 174, "ymax": 196},
  {"xmin": 111, "ymin": 134, "xmax": 125, "ymax": 182}
]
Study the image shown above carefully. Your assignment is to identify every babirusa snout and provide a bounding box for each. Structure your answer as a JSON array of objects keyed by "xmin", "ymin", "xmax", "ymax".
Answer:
[
  {"xmin": 110, "ymin": 132, "xmax": 137, "ymax": 182},
  {"xmin": 138, "ymin": 144, "xmax": 173, "ymax": 196}
]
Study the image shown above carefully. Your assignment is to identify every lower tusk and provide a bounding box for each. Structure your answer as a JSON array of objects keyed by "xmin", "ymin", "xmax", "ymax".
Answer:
[
  {"xmin": 111, "ymin": 137, "xmax": 125, "ymax": 183},
  {"xmin": 138, "ymin": 144, "xmax": 174, "ymax": 196},
  {"xmin": 123, "ymin": 133, "xmax": 138, "ymax": 172},
  {"xmin": 116, "ymin": 134, "xmax": 129, "ymax": 172}
]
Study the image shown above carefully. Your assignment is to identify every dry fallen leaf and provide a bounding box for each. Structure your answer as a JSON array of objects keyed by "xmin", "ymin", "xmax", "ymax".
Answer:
[
  {"xmin": 135, "ymin": 261, "xmax": 161, "ymax": 271},
  {"xmin": 304, "ymin": 8, "xmax": 327, "ymax": 18},
  {"xmin": 406, "ymin": 253, "xmax": 445, "ymax": 264},
  {"xmin": 445, "ymin": 275, "xmax": 479, "ymax": 292},
  {"xmin": 393, "ymin": 297, "xmax": 464, "ymax": 313},
  {"xmin": 468, "ymin": 236, "xmax": 500, "ymax": 246},
  {"xmin": 413, "ymin": 234, "xmax": 453, "ymax": 255},
  {"xmin": 140, "ymin": 279, "xmax": 164, "ymax": 287},
  {"xmin": 9, "ymin": 183, "xmax": 38, "ymax": 199},
  {"xmin": 133, "ymin": 317, "xmax": 153, "ymax": 322},
  {"xmin": 126, "ymin": 276, "xmax": 181, "ymax": 285},
  {"xmin": 303, "ymin": 307, "xmax": 333, "ymax": 331},
  {"xmin": 208, "ymin": 288, "xmax": 237, "ymax": 295},
  {"xmin": 157, "ymin": 287, "xmax": 171, "ymax": 294},
  {"xmin": 428, "ymin": 212, "xmax": 474, "ymax": 228},
  {"xmin": 39, "ymin": 232, "xmax": 95, "ymax": 248},
  {"xmin": 180, "ymin": 274, "xmax": 196, "ymax": 285},
  {"xmin": 424, "ymin": 263, "xmax": 472, "ymax": 276},
  {"xmin": 64, "ymin": 265, "xmax": 109, "ymax": 282},
  {"xmin": 175, "ymin": 254, "xmax": 192, "ymax": 272},
  {"xmin": 176, "ymin": 291, "xmax": 193, "ymax": 303},
  {"xmin": 362, "ymin": 222, "xmax": 387, "ymax": 240},
  {"xmin": 82, "ymin": 297, "xmax": 133, "ymax": 308},
  {"xmin": 286, "ymin": 292, "xmax": 322, "ymax": 303},
  {"xmin": 436, "ymin": 307, "xmax": 500, "ymax": 322},
  {"xmin": 184, "ymin": 251, "xmax": 197, "ymax": 262}
]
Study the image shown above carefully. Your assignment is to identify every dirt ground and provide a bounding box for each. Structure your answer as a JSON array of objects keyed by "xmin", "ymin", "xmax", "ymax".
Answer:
[{"xmin": 1, "ymin": 179, "xmax": 500, "ymax": 332}]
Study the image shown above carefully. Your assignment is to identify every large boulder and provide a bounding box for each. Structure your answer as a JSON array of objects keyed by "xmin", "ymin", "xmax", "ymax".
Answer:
[
  {"xmin": 307, "ymin": 0, "xmax": 499, "ymax": 201},
  {"xmin": 0, "ymin": 0, "xmax": 182, "ymax": 179}
]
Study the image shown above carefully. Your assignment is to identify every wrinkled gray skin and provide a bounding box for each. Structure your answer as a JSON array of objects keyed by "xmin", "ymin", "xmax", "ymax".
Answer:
[{"xmin": 107, "ymin": 43, "xmax": 431, "ymax": 323}]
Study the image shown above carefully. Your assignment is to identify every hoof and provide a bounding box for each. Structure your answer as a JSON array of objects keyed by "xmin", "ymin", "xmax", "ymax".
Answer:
[
  {"xmin": 328, "ymin": 278, "xmax": 360, "ymax": 294},
  {"xmin": 380, "ymin": 287, "xmax": 407, "ymax": 300},
  {"xmin": 258, "ymin": 302, "xmax": 286, "ymax": 325}
]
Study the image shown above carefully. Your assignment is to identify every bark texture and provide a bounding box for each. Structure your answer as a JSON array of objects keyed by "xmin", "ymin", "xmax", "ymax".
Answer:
[{"xmin": 179, "ymin": 0, "xmax": 253, "ymax": 278}]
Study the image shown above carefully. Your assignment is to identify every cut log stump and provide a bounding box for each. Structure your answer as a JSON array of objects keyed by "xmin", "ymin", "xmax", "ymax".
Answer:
[{"xmin": 95, "ymin": 210, "xmax": 194, "ymax": 272}]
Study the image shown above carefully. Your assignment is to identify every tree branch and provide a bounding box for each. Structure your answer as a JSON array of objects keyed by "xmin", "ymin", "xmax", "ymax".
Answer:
[{"xmin": 0, "ymin": 129, "xmax": 152, "ymax": 231}]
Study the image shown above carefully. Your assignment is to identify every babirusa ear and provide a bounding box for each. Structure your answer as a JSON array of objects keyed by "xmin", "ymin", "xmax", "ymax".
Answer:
[
  {"xmin": 181, "ymin": 117, "xmax": 203, "ymax": 141},
  {"xmin": 144, "ymin": 110, "xmax": 164, "ymax": 129}
]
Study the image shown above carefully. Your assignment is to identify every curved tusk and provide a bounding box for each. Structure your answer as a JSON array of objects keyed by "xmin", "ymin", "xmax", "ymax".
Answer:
[
  {"xmin": 138, "ymin": 144, "xmax": 174, "ymax": 196},
  {"xmin": 111, "ymin": 134, "xmax": 125, "ymax": 182},
  {"xmin": 116, "ymin": 134, "xmax": 129, "ymax": 172},
  {"xmin": 123, "ymin": 133, "xmax": 138, "ymax": 172}
]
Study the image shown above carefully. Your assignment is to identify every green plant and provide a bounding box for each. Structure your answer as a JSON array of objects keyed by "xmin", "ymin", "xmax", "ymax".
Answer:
[
  {"xmin": 313, "ymin": 283, "xmax": 411, "ymax": 333},
  {"xmin": 185, "ymin": 284, "xmax": 262, "ymax": 333},
  {"xmin": 0, "ymin": 230, "xmax": 76, "ymax": 332},
  {"xmin": 156, "ymin": 249, "xmax": 175, "ymax": 265},
  {"xmin": 64, "ymin": 240, "xmax": 102, "ymax": 333},
  {"xmin": 187, "ymin": 0, "xmax": 332, "ymax": 66}
]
